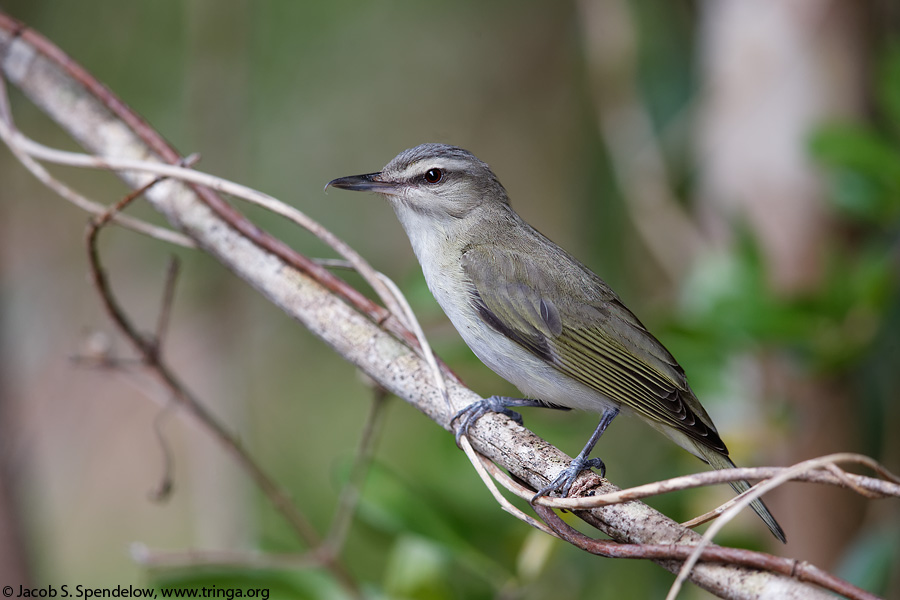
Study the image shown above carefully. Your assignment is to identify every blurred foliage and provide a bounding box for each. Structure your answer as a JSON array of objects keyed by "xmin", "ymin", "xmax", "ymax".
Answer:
[
  {"xmin": 662, "ymin": 44, "xmax": 900, "ymax": 598},
  {"xmin": 671, "ymin": 225, "xmax": 895, "ymax": 375},
  {"xmin": 812, "ymin": 45, "xmax": 900, "ymax": 227},
  {"xmin": 151, "ymin": 567, "xmax": 342, "ymax": 600},
  {"xmin": 668, "ymin": 46, "xmax": 900, "ymax": 380},
  {"xmin": 834, "ymin": 519, "xmax": 900, "ymax": 598}
]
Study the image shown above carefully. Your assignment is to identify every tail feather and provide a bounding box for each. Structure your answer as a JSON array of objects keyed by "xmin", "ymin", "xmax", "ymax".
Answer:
[
  {"xmin": 726, "ymin": 474, "xmax": 787, "ymax": 544},
  {"xmin": 698, "ymin": 446, "xmax": 787, "ymax": 543}
]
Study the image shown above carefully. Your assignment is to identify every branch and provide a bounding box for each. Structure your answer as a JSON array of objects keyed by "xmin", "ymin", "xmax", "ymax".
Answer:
[
  {"xmin": 533, "ymin": 455, "xmax": 899, "ymax": 513},
  {"xmin": 531, "ymin": 506, "xmax": 880, "ymax": 600},
  {"xmin": 81, "ymin": 172, "xmax": 361, "ymax": 593}
]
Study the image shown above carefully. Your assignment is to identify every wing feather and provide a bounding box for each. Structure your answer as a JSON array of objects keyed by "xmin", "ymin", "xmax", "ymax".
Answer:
[{"xmin": 461, "ymin": 244, "xmax": 727, "ymax": 454}]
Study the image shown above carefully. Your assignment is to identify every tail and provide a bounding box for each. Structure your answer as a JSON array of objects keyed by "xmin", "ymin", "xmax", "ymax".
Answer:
[{"xmin": 699, "ymin": 446, "xmax": 787, "ymax": 543}]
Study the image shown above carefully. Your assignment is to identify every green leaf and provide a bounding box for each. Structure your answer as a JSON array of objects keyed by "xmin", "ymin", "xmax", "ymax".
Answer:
[
  {"xmin": 810, "ymin": 125, "xmax": 900, "ymax": 184},
  {"xmin": 353, "ymin": 461, "xmax": 513, "ymax": 589},
  {"xmin": 382, "ymin": 535, "xmax": 455, "ymax": 600},
  {"xmin": 810, "ymin": 125, "xmax": 900, "ymax": 221},
  {"xmin": 877, "ymin": 43, "xmax": 900, "ymax": 138}
]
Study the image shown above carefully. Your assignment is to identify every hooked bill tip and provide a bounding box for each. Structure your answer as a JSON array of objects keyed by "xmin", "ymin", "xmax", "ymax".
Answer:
[
  {"xmin": 324, "ymin": 177, "xmax": 352, "ymax": 192},
  {"xmin": 324, "ymin": 172, "xmax": 400, "ymax": 195},
  {"xmin": 325, "ymin": 173, "xmax": 386, "ymax": 192}
]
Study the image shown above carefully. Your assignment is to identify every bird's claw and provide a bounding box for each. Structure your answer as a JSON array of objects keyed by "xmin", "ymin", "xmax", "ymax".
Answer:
[
  {"xmin": 452, "ymin": 396, "xmax": 524, "ymax": 445},
  {"xmin": 532, "ymin": 456, "xmax": 606, "ymax": 501}
]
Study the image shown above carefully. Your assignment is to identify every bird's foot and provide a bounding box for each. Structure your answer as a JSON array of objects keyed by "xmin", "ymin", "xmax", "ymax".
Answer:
[
  {"xmin": 452, "ymin": 396, "xmax": 542, "ymax": 445},
  {"xmin": 532, "ymin": 455, "xmax": 606, "ymax": 501}
]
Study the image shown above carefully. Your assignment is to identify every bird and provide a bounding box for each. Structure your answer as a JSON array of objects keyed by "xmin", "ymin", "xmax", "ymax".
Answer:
[{"xmin": 326, "ymin": 143, "xmax": 786, "ymax": 543}]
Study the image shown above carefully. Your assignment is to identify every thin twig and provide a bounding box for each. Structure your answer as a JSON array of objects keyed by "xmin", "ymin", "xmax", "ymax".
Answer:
[
  {"xmin": 147, "ymin": 403, "xmax": 176, "ymax": 503},
  {"xmin": 680, "ymin": 488, "xmax": 762, "ymax": 530},
  {"xmin": 84, "ymin": 182, "xmax": 361, "ymax": 597},
  {"xmin": 458, "ymin": 437, "xmax": 558, "ymax": 537},
  {"xmin": 532, "ymin": 505, "xmax": 878, "ymax": 600},
  {"xmin": 153, "ymin": 257, "xmax": 180, "ymax": 358},
  {"xmin": 372, "ymin": 272, "xmax": 450, "ymax": 409},
  {"xmin": 1, "ymin": 22, "xmax": 414, "ymax": 359},
  {"xmin": 461, "ymin": 446, "xmax": 886, "ymax": 599},
  {"xmin": 323, "ymin": 386, "xmax": 389, "ymax": 557},
  {"xmin": 5, "ymin": 115, "xmax": 451, "ymax": 372},
  {"xmin": 668, "ymin": 454, "xmax": 885, "ymax": 600},
  {"xmin": 822, "ymin": 463, "xmax": 889, "ymax": 499},
  {"xmin": 4, "ymin": 130, "xmax": 408, "ymax": 327},
  {"xmin": 531, "ymin": 455, "xmax": 898, "ymax": 512},
  {"xmin": 315, "ymin": 257, "xmax": 452, "ymax": 411},
  {"xmin": 86, "ymin": 177, "xmax": 179, "ymax": 356},
  {"xmin": 0, "ymin": 78, "xmax": 196, "ymax": 248}
]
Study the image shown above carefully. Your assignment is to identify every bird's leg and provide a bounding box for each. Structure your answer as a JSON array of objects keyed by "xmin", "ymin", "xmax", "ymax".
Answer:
[
  {"xmin": 532, "ymin": 406, "xmax": 619, "ymax": 500},
  {"xmin": 452, "ymin": 396, "xmax": 549, "ymax": 445}
]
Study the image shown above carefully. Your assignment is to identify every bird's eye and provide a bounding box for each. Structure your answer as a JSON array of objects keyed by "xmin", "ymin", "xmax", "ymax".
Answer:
[{"xmin": 424, "ymin": 168, "xmax": 443, "ymax": 184}]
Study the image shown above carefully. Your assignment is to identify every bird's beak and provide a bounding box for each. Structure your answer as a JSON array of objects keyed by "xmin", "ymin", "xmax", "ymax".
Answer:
[{"xmin": 324, "ymin": 172, "xmax": 401, "ymax": 195}]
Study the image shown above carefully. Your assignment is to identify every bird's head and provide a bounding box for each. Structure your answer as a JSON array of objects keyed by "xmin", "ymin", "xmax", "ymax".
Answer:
[{"xmin": 326, "ymin": 143, "xmax": 509, "ymax": 222}]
